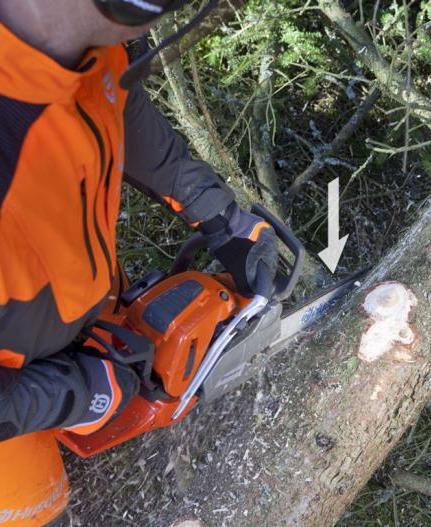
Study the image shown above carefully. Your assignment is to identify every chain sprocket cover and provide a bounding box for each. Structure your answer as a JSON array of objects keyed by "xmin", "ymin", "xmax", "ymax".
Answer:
[{"xmin": 201, "ymin": 302, "xmax": 282, "ymax": 403}]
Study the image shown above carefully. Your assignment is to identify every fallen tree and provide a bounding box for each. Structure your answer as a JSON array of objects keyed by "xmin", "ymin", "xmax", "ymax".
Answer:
[{"xmin": 69, "ymin": 200, "xmax": 431, "ymax": 526}]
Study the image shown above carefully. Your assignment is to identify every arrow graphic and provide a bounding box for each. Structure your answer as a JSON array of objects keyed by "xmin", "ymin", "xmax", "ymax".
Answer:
[{"xmin": 318, "ymin": 178, "xmax": 349, "ymax": 273}]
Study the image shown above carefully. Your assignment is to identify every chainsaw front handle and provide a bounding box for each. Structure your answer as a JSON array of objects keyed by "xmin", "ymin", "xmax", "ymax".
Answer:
[
  {"xmin": 254, "ymin": 260, "xmax": 273, "ymax": 300},
  {"xmin": 171, "ymin": 205, "xmax": 305, "ymax": 302},
  {"xmin": 251, "ymin": 204, "xmax": 305, "ymax": 302}
]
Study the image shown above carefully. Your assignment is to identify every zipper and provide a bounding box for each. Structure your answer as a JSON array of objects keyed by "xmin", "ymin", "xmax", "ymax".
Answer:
[
  {"xmin": 80, "ymin": 180, "xmax": 97, "ymax": 280},
  {"xmin": 76, "ymin": 102, "xmax": 113, "ymax": 280},
  {"xmin": 93, "ymin": 197, "xmax": 113, "ymax": 280},
  {"xmin": 76, "ymin": 102, "xmax": 106, "ymax": 174},
  {"xmin": 105, "ymin": 156, "xmax": 113, "ymax": 222}
]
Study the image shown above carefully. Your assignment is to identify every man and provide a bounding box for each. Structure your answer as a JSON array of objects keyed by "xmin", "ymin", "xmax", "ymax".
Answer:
[{"xmin": 0, "ymin": 0, "xmax": 277, "ymax": 442}]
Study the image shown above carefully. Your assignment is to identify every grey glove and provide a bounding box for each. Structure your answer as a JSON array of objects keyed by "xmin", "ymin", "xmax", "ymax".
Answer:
[{"xmin": 200, "ymin": 202, "xmax": 278, "ymax": 297}]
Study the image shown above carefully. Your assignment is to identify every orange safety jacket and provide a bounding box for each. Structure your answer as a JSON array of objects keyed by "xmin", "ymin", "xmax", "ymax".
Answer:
[{"xmin": 0, "ymin": 24, "xmax": 234, "ymax": 439}]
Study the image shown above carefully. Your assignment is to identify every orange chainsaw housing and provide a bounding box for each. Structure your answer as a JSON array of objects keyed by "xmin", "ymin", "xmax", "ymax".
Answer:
[{"xmin": 58, "ymin": 271, "xmax": 249, "ymax": 458}]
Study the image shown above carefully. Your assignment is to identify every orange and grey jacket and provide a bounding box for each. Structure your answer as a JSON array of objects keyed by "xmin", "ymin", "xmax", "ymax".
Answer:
[{"xmin": 0, "ymin": 24, "xmax": 234, "ymax": 440}]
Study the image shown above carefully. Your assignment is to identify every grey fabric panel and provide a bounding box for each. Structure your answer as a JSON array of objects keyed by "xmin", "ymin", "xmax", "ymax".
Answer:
[
  {"xmin": 123, "ymin": 84, "xmax": 235, "ymax": 223},
  {"xmin": 0, "ymin": 353, "xmax": 91, "ymax": 437},
  {"xmin": 0, "ymin": 285, "xmax": 105, "ymax": 365},
  {"xmin": 0, "ymin": 283, "xmax": 140, "ymax": 440},
  {"xmin": 0, "ymin": 347, "xmax": 139, "ymax": 440},
  {"xmin": 0, "ymin": 274, "xmax": 114, "ymax": 439}
]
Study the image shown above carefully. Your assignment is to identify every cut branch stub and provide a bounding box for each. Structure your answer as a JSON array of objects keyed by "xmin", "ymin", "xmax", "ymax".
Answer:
[{"xmin": 358, "ymin": 281, "xmax": 418, "ymax": 363}]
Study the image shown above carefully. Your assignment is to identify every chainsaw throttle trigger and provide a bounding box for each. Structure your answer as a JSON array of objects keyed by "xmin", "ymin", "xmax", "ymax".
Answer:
[{"xmin": 251, "ymin": 204, "xmax": 305, "ymax": 302}]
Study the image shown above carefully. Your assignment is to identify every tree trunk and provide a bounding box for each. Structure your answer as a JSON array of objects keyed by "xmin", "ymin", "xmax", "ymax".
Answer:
[{"xmin": 70, "ymin": 203, "xmax": 431, "ymax": 526}]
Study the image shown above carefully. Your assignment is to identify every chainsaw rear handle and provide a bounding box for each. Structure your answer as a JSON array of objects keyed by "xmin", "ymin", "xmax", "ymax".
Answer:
[
  {"xmin": 251, "ymin": 204, "xmax": 305, "ymax": 302},
  {"xmin": 171, "ymin": 204, "xmax": 305, "ymax": 301}
]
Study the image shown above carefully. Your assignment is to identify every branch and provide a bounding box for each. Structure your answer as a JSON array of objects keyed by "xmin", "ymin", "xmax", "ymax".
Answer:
[
  {"xmin": 288, "ymin": 86, "xmax": 381, "ymax": 198},
  {"xmin": 149, "ymin": 0, "xmax": 248, "ymax": 74},
  {"xmin": 391, "ymin": 470, "xmax": 431, "ymax": 497},
  {"xmin": 151, "ymin": 16, "xmax": 245, "ymax": 191},
  {"xmin": 188, "ymin": 49, "xmax": 240, "ymax": 185},
  {"xmin": 318, "ymin": 0, "xmax": 431, "ymax": 126},
  {"xmin": 250, "ymin": 51, "xmax": 285, "ymax": 217}
]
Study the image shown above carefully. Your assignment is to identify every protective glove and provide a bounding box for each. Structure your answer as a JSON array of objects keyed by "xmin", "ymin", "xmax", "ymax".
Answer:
[
  {"xmin": 200, "ymin": 202, "xmax": 278, "ymax": 297},
  {"xmin": 64, "ymin": 350, "xmax": 140, "ymax": 436}
]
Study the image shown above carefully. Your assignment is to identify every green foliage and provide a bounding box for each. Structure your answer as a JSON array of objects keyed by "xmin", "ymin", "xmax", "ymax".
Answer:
[
  {"xmin": 202, "ymin": 0, "xmax": 330, "ymax": 93},
  {"xmin": 376, "ymin": 1, "xmax": 431, "ymax": 68}
]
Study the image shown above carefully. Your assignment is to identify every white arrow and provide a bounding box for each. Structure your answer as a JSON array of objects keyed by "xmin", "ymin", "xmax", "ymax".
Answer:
[{"xmin": 318, "ymin": 177, "xmax": 349, "ymax": 274}]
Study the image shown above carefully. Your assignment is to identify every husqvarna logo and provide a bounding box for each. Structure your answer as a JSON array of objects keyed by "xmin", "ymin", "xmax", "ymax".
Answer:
[
  {"xmin": 102, "ymin": 70, "xmax": 116, "ymax": 103},
  {"xmin": 89, "ymin": 393, "xmax": 111, "ymax": 414},
  {"xmin": 0, "ymin": 473, "xmax": 68, "ymax": 524}
]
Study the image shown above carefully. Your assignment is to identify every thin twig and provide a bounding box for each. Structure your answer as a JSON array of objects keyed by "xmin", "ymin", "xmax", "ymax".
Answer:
[
  {"xmin": 402, "ymin": 0, "xmax": 413, "ymax": 174},
  {"xmin": 287, "ymin": 86, "xmax": 381, "ymax": 199},
  {"xmin": 223, "ymin": 88, "xmax": 258, "ymax": 145},
  {"xmin": 391, "ymin": 470, "xmax": 431, "ymax": 497},
  {"xmin": 130, "ymin": 227, "xmax": 175, "ymax": 260},
  {"xmin": 367, "ymin": 138, "xmax": 431, "ymax": 154}
]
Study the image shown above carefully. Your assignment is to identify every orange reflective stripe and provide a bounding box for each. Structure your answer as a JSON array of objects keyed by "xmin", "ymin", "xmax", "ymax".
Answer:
[
  {"xmin": 248, "ymin": 221, "xmax": 270, "ymax": 242},
  {"xmin": 0, "ymin": 349, "xmax": 25, "ymax": 369},
  {"xmin": 65, "ymin": 360, "xmax": 123, "ymax": 436},
  {"xmin": 163, "ymin": 195, "xmax": 184, "ymax": 213},
  {"xmin": 163, "ymin": 196, "xmax": 202, "ymax": 228}
]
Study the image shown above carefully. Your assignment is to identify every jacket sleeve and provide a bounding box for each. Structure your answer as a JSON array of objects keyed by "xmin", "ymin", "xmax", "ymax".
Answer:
[
  {"xmin": 0, "ymin": 349, "xmax": 138, "ymax": 441},
  {"xmin": 123, "ymin": 84, "xmax": 235, "ymax": 225}
]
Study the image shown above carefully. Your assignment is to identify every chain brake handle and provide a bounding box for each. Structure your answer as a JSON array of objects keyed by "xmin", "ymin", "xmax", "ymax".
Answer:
[{"xmin": 170, "ymin": 204, "xmax": 305, "ymax": 302}]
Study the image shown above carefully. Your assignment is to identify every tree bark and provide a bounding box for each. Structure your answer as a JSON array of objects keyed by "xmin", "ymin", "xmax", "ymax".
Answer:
[
  {"xmin": 251, "ymin": 51, "xmax": 284, "ymax": 217},
  {"xmin": 70, "ymin": 202, "xmax": 431, "ymax": 526}
]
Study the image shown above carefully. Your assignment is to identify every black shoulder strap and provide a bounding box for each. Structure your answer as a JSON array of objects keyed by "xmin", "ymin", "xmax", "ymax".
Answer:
[{"xmin": 120, "ymin": 0, "xmax": 219, "ymax": 88}]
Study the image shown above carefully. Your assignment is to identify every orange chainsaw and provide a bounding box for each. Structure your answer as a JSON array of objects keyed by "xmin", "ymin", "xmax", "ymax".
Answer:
[{"xmin": 57, "ymin": 205, "xmax": 364, "ymax": 458}]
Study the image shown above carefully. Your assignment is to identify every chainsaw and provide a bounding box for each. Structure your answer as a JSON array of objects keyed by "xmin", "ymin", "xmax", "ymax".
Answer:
[{"xmin": 57, "ymin": 204, "xmax": 365, "ymax": 458}]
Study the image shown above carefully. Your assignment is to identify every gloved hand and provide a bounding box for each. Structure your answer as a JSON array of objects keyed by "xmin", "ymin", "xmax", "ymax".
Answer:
[
  {"xmin": 64, "ymin": 350, "xmax": 140, "ymax": 436},
  {"xmin": 200, "ymin": 202, "xmax": 278, "ymax": 297}
]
